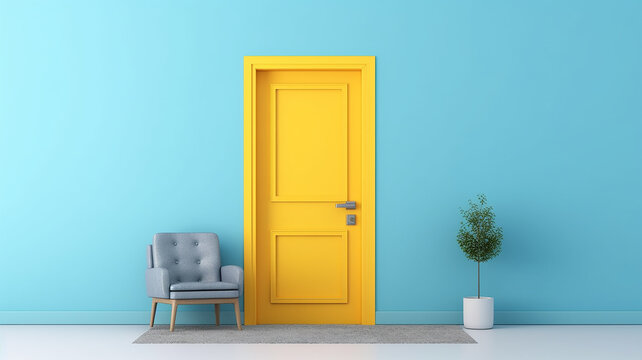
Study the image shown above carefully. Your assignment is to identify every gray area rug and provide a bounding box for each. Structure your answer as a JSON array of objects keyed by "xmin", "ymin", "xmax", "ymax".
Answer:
[{"xmin": 133, "ymin": 325, "xmax": 476, "ymax": 344}]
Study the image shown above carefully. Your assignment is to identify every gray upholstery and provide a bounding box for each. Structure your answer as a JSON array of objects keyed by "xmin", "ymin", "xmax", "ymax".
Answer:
[
  {"xmin": 170, "ymin": 290, "xmax": 239, "ymax": 299},
  {"xmin": 145, "ymin": 232, "xmax": 243, "ymax": 301},
  {"xmin": 152, "ymin": 233, "xmax": 221, "ymax": 284},
  {"xmin": 146, "ymin": 244, "xmax": 153, "ymax": 268},
  {"xmin": 145, "ymin": 267, "xmax": 170, "ymax": 298},
  {"xmin": 221, "ymin": 265, "xmax": 244, "ymax": 298},
  {"xmin": 170, "ymin": 281, "xmax": 237, "ymax": 291}
]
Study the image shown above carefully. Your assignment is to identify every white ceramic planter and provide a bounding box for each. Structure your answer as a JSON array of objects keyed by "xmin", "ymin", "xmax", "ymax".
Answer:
[{"xmin": 463, "ymin": 296, "xmax": 494, "ymax": 329}]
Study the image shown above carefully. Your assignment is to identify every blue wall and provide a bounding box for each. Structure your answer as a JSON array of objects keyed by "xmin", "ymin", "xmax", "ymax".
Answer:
[{"xmin": 1, "ymin": 0, "xmax": 641, "ymax": 324}]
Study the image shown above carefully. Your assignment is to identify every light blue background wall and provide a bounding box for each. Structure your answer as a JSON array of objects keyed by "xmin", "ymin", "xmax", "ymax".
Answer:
[{"xmin": 1, "ymin": 0, "xmax": 641, "ymax": 324}]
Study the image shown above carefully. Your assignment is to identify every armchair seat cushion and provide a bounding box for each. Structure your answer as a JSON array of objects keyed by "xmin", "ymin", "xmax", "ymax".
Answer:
[
  {"xmin": 170, "ymin": 281, "xmax": 238, "ymax": 292},
  {"xmin": 170, "ymin": 290, "xmax": 239, "ymax": 299}
]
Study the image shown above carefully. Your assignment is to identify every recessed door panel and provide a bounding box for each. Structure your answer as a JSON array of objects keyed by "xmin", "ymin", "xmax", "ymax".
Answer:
[
  {"xmin": 271, "ymin": 231, "xmax": 348, "ymax": 303},
  {"xmin": 271, "ymin": 84, "xmax": 348, "ymax": 202}
]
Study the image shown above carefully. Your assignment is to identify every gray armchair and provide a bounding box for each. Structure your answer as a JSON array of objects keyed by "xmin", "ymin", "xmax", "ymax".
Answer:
[{"xmin": 146, "ymin": 232, "xmax": 243, "ymax": 331}]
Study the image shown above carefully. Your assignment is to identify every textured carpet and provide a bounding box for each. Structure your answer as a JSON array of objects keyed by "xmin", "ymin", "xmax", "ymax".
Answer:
[{"xmin": 133, "ymin": 325, "xmax": 476, "ymax": 344}]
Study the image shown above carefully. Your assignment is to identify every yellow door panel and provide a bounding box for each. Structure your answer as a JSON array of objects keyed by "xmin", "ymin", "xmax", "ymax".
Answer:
[
  {"xmin": 271, "ymin": 231, "xmax": 348, "ymax": 303},
  {"xmin": 253, "ymin": 67, "xmax": 365, "ymax": 324},
  {"xmin": 270, "ymin": 84, "xmax": 348, "ymax": 202}
]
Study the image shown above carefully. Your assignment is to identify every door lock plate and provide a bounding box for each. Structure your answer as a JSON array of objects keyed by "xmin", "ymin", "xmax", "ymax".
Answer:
[{"xmin": 346, "ymin": 214, "xmax": 356, "ymax": 225}]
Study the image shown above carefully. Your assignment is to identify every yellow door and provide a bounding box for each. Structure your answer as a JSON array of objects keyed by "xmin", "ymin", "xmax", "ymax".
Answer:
[{"xmin": 247, "ymin": 57, "xmax": 374, "ymax": 324}]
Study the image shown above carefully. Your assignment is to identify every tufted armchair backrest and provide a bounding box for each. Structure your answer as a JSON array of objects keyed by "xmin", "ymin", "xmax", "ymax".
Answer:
[{"xmin": 152, "ymin": 233, "xmax": 221, "ymax": 284}]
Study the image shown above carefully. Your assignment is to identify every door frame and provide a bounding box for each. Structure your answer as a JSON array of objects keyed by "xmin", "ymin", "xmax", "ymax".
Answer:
[{"xmin": 243, "ymin": 56, "xmax": 375, "ymax": 325}]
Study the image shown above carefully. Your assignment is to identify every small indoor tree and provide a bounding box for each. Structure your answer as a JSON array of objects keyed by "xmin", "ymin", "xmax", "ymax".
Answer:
[{"xmin": 457, "ymin": 194, "xmax": 503, "ymax": 299}]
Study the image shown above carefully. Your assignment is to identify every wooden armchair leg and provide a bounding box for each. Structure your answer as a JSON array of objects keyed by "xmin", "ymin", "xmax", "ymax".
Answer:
[
  {"xmin": 149, "ymin": 299, "xmax": 158, "ymax": 327},
  {"xmin": 233, "ymin": 299, "xmax": 242, "ymax": 330},
  {"xmin": 215, "ymin": 304, "xmax": 220, "ymax": 326},
  {"xmin": 169, "ymin": 300, "xmax": 178, "ymax": 332}
]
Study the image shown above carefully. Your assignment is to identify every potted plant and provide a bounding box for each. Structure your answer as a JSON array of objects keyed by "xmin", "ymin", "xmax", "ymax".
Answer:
[{"xmin": 457, "ymin": 194, "xmax": 503, "ymax": 329}]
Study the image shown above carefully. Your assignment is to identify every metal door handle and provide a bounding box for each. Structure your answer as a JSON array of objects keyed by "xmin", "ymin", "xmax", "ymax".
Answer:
[{"xmin": 335, "ymin": 201, "xmax": 356, "ymax": 209}]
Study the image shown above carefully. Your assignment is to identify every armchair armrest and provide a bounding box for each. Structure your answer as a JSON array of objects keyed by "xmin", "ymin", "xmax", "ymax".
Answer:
[
  {"xmin": 221, "ymin": 265, "xmax": 244, "ymax": 298},
  {"xmin": 145, "ymin": 267, "xmax": 170, "ymax": 298}
]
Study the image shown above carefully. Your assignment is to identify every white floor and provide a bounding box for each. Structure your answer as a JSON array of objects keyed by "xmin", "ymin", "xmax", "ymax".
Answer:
[{"xmin": 1, "ymin": 325, "xmax": 641, "ymax": 360}]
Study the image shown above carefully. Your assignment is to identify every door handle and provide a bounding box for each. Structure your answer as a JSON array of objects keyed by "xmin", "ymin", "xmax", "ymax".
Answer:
[{"xmin": 335, "ymin": 201, "xmax": 356, "ymax": 209}]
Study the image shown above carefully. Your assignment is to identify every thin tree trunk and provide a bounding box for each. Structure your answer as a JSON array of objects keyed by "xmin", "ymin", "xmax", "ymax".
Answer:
[{"xmin": 477, "ymin": 261, "xmax": 480, "ymax": 299}]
